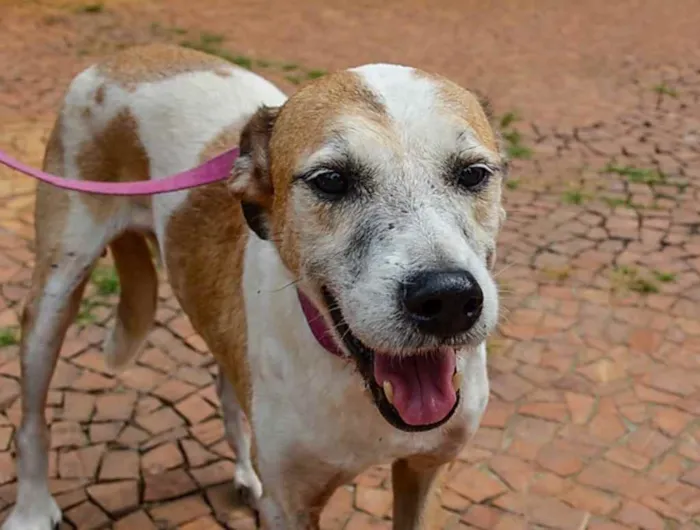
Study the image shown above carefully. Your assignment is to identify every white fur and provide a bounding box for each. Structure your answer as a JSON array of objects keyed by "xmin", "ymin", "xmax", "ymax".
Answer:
[{"xmin": 244, "ymin": 235, "xmax": 489, "ymax": 478}]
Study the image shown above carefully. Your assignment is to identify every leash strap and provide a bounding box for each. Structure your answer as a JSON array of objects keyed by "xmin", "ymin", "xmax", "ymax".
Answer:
[{"xmin": 0, "ymin": 147, "xmax": 239, "ymax": 195}]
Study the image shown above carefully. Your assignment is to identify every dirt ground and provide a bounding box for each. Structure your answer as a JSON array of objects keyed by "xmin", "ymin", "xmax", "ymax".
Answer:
[{"xmin": 1, "ymin": 0, "xmax": 699, "ymax": 528}]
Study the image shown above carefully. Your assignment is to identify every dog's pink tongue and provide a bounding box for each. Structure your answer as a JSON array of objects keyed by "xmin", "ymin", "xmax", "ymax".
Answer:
[{"xmin": 373, "ymin": 348, "xmax": 457, "ymax": 427}]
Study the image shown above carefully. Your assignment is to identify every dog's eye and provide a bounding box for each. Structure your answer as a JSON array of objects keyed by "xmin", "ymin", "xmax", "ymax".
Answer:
[
  {"xmin": 457, "ymin": 164, "xmax": 492, "ymax": 190},
  {"xmin": 308, "ymin": 170, "xmax": 349, "ymax": 198}
]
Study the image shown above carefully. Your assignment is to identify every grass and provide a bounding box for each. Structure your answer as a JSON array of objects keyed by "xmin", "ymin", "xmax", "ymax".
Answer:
[
  {"xmin": 168, "ymin": 27, "xmax": 326, "ymax": 81},
  {"xmin": 610, "ymin": 266, "xmax": 659, "ymax": 294},
  {"xmin": 603, "ymin": 164, "xmax": 666, "ymax": 185},
  {"xmin": 502, "ymin": 130, "xmax": 533, "ymax": 160},
  {"xmin": 0, "ymin": 328, "xmax": 19, "ymax": 347},
  {"xmin": 499, "ymin": 111, "xmax": 519, "ymax": 129},
  {"xmin": 542, "ymin": 266, "xmax": 571, "ymax": 282},
  {"xmin": 601, "ymin": 196, "xmax": 632, "ymax": 209},
  {"xmin": 75, "ymin": 2, "xmax": 104, "ymax": 13},
  {"xmin": 498, "ymin": 111, "xmax": 533, "ymax": 160},
  {"xmin": 77, "ymin": 299, "xmax": 98, "ymax": 326},
  {"xmin": 92, "ymin": 266, "xmax": 120, "ymax": 296},
  {"xmin": 180, "ymin": 33, "xmax": 253, "ymax": 69},
  {"xmin": 653, "ymin": 83, "xmax": 679, "ymax": 98},
  {"xmin": 652, "ymin": 270, "xmax": 676, "ymax": 283},
  {"xmin": 562, "ymin": 189, "xmax": 589, "ymax": 205},
  {"xmin": 505, "ymin": 179, "xmax": 520, "ymax": 190},
  {"xmin": 306, "ymin": 69, "xmax": 327, "ymax": 80}
]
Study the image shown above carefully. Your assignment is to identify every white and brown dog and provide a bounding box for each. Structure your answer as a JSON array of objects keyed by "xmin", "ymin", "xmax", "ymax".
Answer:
[{"xmin": 4, "ymin": 44, "xmax": 507, "ymax": 530}]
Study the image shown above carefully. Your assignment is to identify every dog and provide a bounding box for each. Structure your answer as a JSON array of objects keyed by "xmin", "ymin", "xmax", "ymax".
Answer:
[{"xmin": 3, "ymin": 43, "xmax": 507, "ymax": 530}]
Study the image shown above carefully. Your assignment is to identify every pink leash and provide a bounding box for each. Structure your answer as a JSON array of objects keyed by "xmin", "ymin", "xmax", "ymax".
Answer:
[
  {"xmin": 0, "ymin": 147, "xmax": 239, "ymax": 195},
  {"xmin": 0, "ymin": 145, "xmax": 346, "ymax": 358}
]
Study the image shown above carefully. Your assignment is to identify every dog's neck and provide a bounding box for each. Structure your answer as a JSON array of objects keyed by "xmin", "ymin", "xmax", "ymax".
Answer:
[{"xmin": 297, "ymin": 290, "xmax": 346, "ymax": 359}]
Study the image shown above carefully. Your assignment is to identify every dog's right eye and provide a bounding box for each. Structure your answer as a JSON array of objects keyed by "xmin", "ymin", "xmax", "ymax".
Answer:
[{"xmin": 308, "ymin": 170, "xmax": 349, "ymax": 198}]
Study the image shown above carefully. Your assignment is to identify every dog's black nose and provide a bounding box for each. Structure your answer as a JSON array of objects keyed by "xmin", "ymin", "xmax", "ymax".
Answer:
[{"xmin": 402, "ymin": 270, "xmax": 483, "ymax": 337}]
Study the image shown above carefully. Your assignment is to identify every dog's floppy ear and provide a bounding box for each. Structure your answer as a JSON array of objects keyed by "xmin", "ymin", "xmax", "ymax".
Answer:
[{"xmin": 230, "ymin": 105, "xmax": 280, "ymax": 240}]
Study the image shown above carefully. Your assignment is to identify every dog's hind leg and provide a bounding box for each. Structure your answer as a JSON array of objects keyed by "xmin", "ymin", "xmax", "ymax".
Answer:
[
  {"xmin": 103, "ymin": 231, "xmax": 158, "ymax": 370},
  {"xmin": 217, "ymin": 371, "xmax": 263, "ymax": 506},
  {"xmin": 3, "ymin": 184, "xmax": 118, "ymax": 530}
]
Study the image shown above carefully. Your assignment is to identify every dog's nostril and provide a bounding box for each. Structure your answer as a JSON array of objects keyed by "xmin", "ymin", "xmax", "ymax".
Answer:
[
  {"xmin": 420, "ymin": 299, "xmax": 442, "ymax": 318},
  {"xmin": 463, "ymin": 299, "xmax": 482, "ymax": 316}
]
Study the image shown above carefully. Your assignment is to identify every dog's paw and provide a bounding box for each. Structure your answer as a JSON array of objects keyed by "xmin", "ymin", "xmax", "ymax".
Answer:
[
  {"xmin": 234, "ymin": 465, "xmax": 263, "ymax": 508},
  {"xmin": 2, "ymin": 496, "xmax": 61, "ymax": 530}
]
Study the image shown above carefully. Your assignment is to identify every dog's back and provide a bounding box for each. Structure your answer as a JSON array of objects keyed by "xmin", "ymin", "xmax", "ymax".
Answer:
[{"xmin": 37, "ymin": 43, "xmax": 286, "ymax": 369}]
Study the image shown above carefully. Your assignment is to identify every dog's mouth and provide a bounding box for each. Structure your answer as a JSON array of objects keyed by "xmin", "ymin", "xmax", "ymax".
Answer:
[{"xmin": 318, "ymin": 288, "xmax": 461, "ymax": 433}]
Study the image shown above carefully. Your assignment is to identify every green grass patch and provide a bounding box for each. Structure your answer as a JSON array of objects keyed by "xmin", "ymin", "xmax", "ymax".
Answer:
[
  {"xmin": 652, "ymin": 83, "xmax": 678, "ymax": 98},
  {"xmin": 542, "ymin": 266, "xmax": 571, "ymax": 282},
  {"xmin": 652, "ymin": 270, "xmax": 676, "ymax": 283},
  {"xmin": 601, "ymin": 196, "xmax": 632, "ymax": 208},
  {"xmin": 75, "ymin": 2, "xmax": 104, "ymax": 14},
  {"xmin": 0, "ymin": 328, "xmax": 19, "ymax": 347},
  {"xmin": 180, "ymin": 33, "xmax": 253, "ymax": 70},
  {"xmin": 499, "ymin": 111, "xmax": 519, "ymax": 129},
  {"xmin": 306, "ymin": 69, "xmax": 327, "ymax": 80},
  {"xmin": 505, "ymin": 179, "xmax": 520, "ymax": 190},
  {"xmin": 502, "ymin": 129, "xmax": 533, "ymax": 160},
  {"xmin": 562, "ymin": 189, "xmax": 589, "ymax": 205},
  {"xmin": 611, "ymin": 266, "xmax": 659, "ymax": 294},
  {"xmin": 92, "ymin": 266, "xmax": 120, "ymax": 296},
  {"xmin": 76, "ymin": 300, "xmax": 98, "ymax": 326},
  {"xmin": 498, "ymin": 111, "xmax": 533, "ymax": 160},
  {"xmin": 604, "ymin": 164, "xmax": 666, "ymax": 185}
]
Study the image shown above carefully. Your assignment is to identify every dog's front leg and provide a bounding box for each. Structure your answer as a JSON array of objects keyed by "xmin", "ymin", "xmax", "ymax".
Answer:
[
  {"xmin": 391, "ymin": 457, "xmax": 448, "ymax": 530},
  {"xmin": 255, "ymin": 454, "xmax": 348, "ymax": 530}
]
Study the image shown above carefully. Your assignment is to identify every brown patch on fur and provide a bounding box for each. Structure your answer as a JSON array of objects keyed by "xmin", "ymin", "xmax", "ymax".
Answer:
[
  {"xmin": 165, "ymin": 125, "xmax": 253, "ymax": 421},
  {"xmin": 35, "ymin": 113, "xmax": 70, "ymax": 267},
  {"xmin": 98, "ymin": 43, "xmax": 235, "ymax": 89},
  {"xmin": 95, "ymin": 84, "xmax": 106, "ymax": 105},
  {"xmin": 416, "ymin": 70, "xmax": 499, "ymax": 153},
  {"xmin": 232, "ymin": 106, "xmax": 280, "ymax": 210},
  {"xmin": 264, "ymin": 71, "xmax": 387, "ymax": 274},
  {"xmin": 75, "ymin": 108, "xmax": 150, "ymax": 220}
]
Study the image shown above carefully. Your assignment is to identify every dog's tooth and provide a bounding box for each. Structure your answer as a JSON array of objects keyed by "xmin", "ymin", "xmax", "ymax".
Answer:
[
  {"xmin": 382, "ymin": 381, "xmax": 394, "ymax": 405},
  {"xmin": 452, "ymin": 371, "xmax": 463, "ymax": 391}
]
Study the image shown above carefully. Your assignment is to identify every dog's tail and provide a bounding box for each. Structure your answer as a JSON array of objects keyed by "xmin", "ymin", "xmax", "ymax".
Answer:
[{"xmin": 103, "ymin": 231, "xmax": 158, "ymax": 370}]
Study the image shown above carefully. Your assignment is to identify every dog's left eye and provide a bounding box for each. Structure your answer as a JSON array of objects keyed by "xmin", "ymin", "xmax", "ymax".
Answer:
[
  {"xmin": 457, "ymin": 164, "xmax": 492, "ymax": 190},
  {"xmin": 308, "ymin": 170, "xmax": 349, "ymax": 198}
]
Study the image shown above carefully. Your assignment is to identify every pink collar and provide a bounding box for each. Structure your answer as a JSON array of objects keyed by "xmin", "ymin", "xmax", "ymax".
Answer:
[
  {"xmin": 0, "ymin": 147, "xmax": 238, "ymax": 195},
  {"xmin": 1, "ymin": 147, "xmax": 344, "ymax": 357}
]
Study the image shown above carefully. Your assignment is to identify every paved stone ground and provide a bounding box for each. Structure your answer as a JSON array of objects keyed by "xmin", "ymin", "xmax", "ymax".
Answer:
[{"xmin": 1, "ymin": 1, "xmax": 700, "ymax": 529}]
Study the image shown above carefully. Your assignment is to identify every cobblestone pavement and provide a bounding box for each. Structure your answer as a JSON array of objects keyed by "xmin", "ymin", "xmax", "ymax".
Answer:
[{"xmin": 1, "ymin": 1, "xmax": 700, "ymax": 529}]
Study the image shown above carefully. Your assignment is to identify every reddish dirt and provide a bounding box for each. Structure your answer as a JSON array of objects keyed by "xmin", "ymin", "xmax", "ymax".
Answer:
[{"xmin": 1, "ymin": 1, "xmax": 700, "ymax": 529}]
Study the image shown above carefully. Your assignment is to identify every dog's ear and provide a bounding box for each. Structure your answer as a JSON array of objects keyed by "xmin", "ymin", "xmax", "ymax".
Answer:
[{"xmin": 230, "ymin": 105, "xmax": 281, "ymax": 240}]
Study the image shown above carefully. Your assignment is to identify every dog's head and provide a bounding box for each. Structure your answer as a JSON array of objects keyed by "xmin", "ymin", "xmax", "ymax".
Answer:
[{"xmin": 231, "ymin": 64, "xmax": 506, "ymax": 433}]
